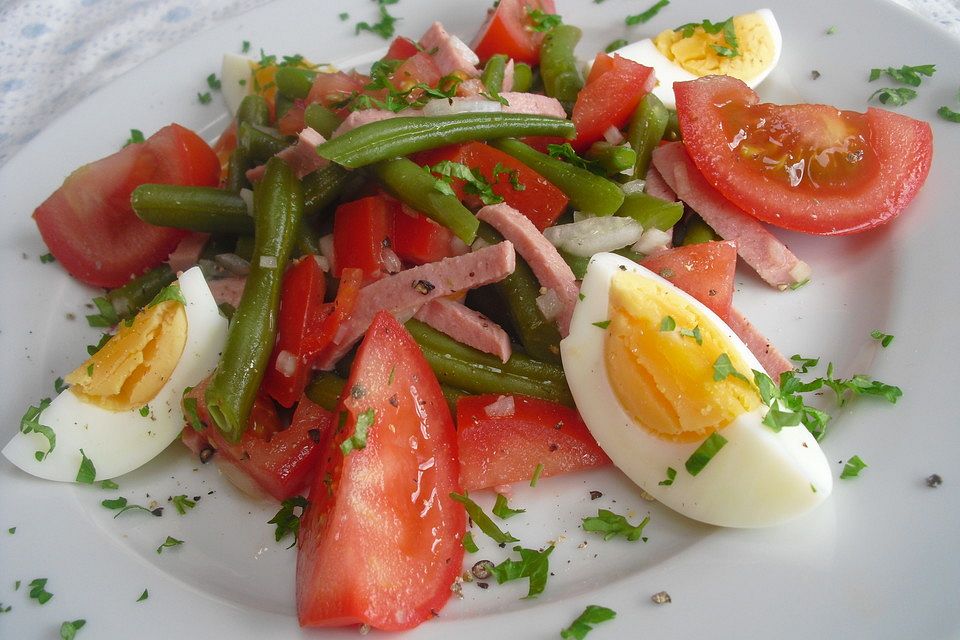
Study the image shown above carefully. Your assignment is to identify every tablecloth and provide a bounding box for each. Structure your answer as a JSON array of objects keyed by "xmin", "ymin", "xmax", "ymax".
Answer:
[{"xmin": 0, "ymin": 0, "xmax": 958, "ymax": 166}]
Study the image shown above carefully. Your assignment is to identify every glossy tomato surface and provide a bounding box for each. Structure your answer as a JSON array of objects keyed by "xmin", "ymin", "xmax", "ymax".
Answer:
[
  {"xmin": 675, "ymin": 75, "xmax": 933, "ymax": 235},
  {"xmin": 641, "ymin": 240, "xmax": 738, "ymax": 321},
  {"xmin": 472, "ymin": 0, "xmax": 557, "ymax": 64},
  {"xmin": 572, "ymin": 53, "xmax": 655, "ymax": 150},
  {"xmin": 297, "ymin": 312, "xmax": 465, "ymax": 631}
]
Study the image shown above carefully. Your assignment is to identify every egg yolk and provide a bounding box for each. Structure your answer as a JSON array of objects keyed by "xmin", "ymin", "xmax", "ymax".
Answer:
[
  {"xmin": 654, "ymin": 13, "xmax": 775, "ymax": 82},
  {"xmin": 64, "ymin": 300, "xmax": 187, "ymax": 411},
  {"xmin": 604, "ymin": 271, "xmax": 761, "ymax": 442}
]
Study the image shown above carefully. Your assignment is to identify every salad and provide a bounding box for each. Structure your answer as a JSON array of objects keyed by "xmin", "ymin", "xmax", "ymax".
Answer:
[{"xmin": 0, "ymin": 0, "xmax": 945, "ymax": 636}]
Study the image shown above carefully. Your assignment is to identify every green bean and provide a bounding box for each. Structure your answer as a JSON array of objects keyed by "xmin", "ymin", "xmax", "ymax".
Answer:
[
  {"xmin": 275, "ymin": 93, "xmax": 294, "ymax": 121},
  {"xmin": 440, "ymin": 384, "xmax": 468, "ymax": 413},
  {"xmin": 491, "ymin": 138, "xmax": 624, "ymax": 216},
  {"xmin": 316, "ymin": 113, "xmax": 575, "ymax": 169},
  {"xmin": 558, "ymin": 248, "xmax": 590, "ymax": 280},
  {"xmin": 540, "ymin": 24, "xmax": 584, "ymax": 107},
  {"xmin": 616, "ymin": 192, "xmax": 683, "ymax": 231},
  {"xmin": 104, "ymin": 265, "xmax": 176, "ymax": 320},
  {"xmin": 275, "ymin": 66, "xmax": 317, "ymax": 100},
  {"xmin": 372, "ymin": 157, "xmax": 479, "ymax": 244},
  {"xmin": 511, "ymin": 62, "xmax": 533, "ymax": 93},
  {"xmin": 205, "ymin": 158, "xmax": 304, "ymax": 442},
  {"xmin": 238, "ymin": 122, "xmax": 289, "ymax": 163},
  {"xmin": 481, "ymin": 54, "xmax": 509, "ymax": 94},
  {"xmin": 302, "ymin": 163, "xmax": 350, "ymax": 218},
  {"xmin": 305, "ymin": 372, "xmax": 346, "ymax": 411},
  {"xmin": 233, "ymin": 235, "xmax": 255, "ymax": 261},
  {"xmin": 613, "ymin": 247, "xmax": 646, "ymax": 263},
  {"xmin": 304, "ymin": 103, "xmax": 342, "ymax": 138},
  {"xmin": 664, "ymin": 109, "xmax": 681, "ymax": 142},
  {"xmin": 225, "ymin": 96, "xmax": 271, "ymax": 194},
  {"xmin": 237, "ymin": 95, "xmax": 270, "ymax": 127},
  {"xmin": 131, "ymin": 185, "xmax": 253, "ymax": 235},
  {"xmin": 225, "ymin": 149, "xmax": 248, "ymax": 193},
  {"xmin": 682, "ymin": 215, "xmax": 721, "ymax": 245},
  {"xmin": 585, "ymin": 141, "xmax": 637, "ymax": 176},
  {"xmin": 626, "ymin": 93, "xmax": 669, "ymax": 178},
  {"xmin": 473, "ymin": 224, "xmax": 564, "ymax": 364}
]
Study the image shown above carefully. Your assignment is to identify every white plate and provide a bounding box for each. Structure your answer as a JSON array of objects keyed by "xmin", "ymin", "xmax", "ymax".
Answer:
[{"xmin": 1, "ymin": 1, "xmax": 959, "ymax": 638}]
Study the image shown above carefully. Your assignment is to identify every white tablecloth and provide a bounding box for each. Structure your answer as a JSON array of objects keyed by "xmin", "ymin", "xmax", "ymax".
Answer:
[{"xmin": 0, "ymin": 0, "xmax": 958, "ymax": 166}]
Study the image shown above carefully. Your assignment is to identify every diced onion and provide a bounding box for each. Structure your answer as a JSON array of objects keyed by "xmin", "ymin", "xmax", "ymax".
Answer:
[
  {"xmin": 318, "ymin": 234, "xmax": 336, "ymax": 273},
  {"xmin": 603, "ymin": 125, "xmax": 625, "ymax": 145},
  {"xmin": 536, "ymin": 288, "xmax": 562, "ymax": 322},
  {"xmin": 259, "ymin": 255, "xmax": 278, "ymax": 269},
  {"xmin": 214, "ymin": 253, "xmax": 250, "ymax": 276},
  {"xmin": 313, "ymin": 254, "xmax": 330, "ymax": 272},
  {"xmin": 544, "ymin": 217, "xmax": 644, "ymax": 258},
  {"xmin": 621, "ymin": 179, "xmax": 646, "ymax": 195},
  {"xmin": 450, "ymin": 237, "xmax": 471, "ymax": 256},
  {"xmin": 449, "ymin": 34, "xmax": 481, "ymax": 67},
  {"xmin": 631, "ymin": 227, "xmax": 673, "ymax": 256},
  {"xmin": 471, "ymin": 237, "xmax": 490, "ymax": 251},
  {"xmin": 381, "ymin": 246, "xmax": 403, "ymax": 274},
  {"xmin": 422, "ymin": 98, "xmax": 502, "ymax": 116},
  {"xmin": 275, "ymin": 350, "xmax": 298, "ymax": 377},
  {"xmin": 484, "ymin": 395, "xmax": 516, "ymax": 418},
  {"xmin": 239, "ymin": 188, "xmax": 255, "ymax": 214}
]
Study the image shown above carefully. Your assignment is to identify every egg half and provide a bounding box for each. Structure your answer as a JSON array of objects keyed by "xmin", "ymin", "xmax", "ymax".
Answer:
[
  {"xmin": 610, "ymin": 8, "xmax": 782, "ymax": 109},
  {"xmin": 2, "ymin": 267, "xmax": 227, "ymax": 482},
  {"xmin": 560, "ymin": 253, "xmax": 831, "ymax": 528}
]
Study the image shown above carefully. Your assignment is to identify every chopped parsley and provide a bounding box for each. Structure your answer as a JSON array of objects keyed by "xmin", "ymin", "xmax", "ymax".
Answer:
[
  {"xmin": 139, "ymin": 405, "xmax": 150, "ymax": 417},
  {"xmin": 462, "ymin": 531, "xmax": 479, "ymax": 553},
  {"xmin": 340, "ymin": 408, "xmax": 375, "ymax": 455},
  {"xmin": 39, "ymin": 252, "xmax": 55, "ymax": 263},
  {"xmin": 675, "ymin": 17, "xmax": 739, "ymax": 58},
  {"xmin": 871, "ymin": 330, "xmax": 894, "ymax": 348},
  {"xmin": 268, "ymin": 496, "xmax": 310, "ymax": 548},
  {"xmin": 427, "ymin": 160, "xmax": 503, "ymax": 205},
  {"xmin": 197, "ymin": 91, "xmax": 212, "ymax": 105},
  {"xmin": 137, "ymin": 589, "xmax": 149, "ymax": 602},
  {"xmin": 938, "ymin": 106, "xmax": 960, "ymax": 122},
  {"xmin": 825, "ymin": 25, "xmax": 836, "ymax": 35},
  {"xmin": 527, "ymin": 8, "xmax": 562, "ymax": 32},
  {"xmin": 0, "ymin": 603, "xmax": 9, "ymax": 613},
  {"xmin": 182, "ymin": 388, "xmax": 204, "ymax": 431},
  {"xmin": 605, "ymin": 38, "xmax": 628, "ymax": 53},
  {"xmin": 840, "ymin": 455, "xmax": 868, "ymax": 479},
  {"xmin": 28, "ymin": 578, "xmax": 53, "ymax": 604},
  {"xmin": 87, "ymin": 333, "xmax": 112, "ymax": 356},
  {"xmin": 592, "ymin": 320, "xmax": 611, "ymax": 330},
  {"xmin": 59, "ymin": 619, "xmax": 85, "ymax": 639},
  {"xmin": 206, "ymin": 73, "xmax": 221, "ymax": 91},
  {"xmin": 626, "ymin": 0, "xmax": 670, "ymax": 26},
  {"xmin": 102, "ymin": 497, "xmax": 163, "ymax": 518},
  {"xmin": 712, "ymin": 353, "xmax": 749, "ymax": 382},
  {"xmin": 659, "ymin": 316, "xmax": 676, "ymax": 331},
  {"xmin": 490, "ymin": 545, "xmax": 554, "ymax": 598},
  {"xmin": 869, "ymin": 87, "xmax": 917, "ymax": 107},
  {"xmin": 156, "ymin": 535, "xmax": 184, "ymax": 554},
  {"xmin": 170, "ymin": 494, "xmax": 196, "ymax": 515},
  {"xmin": 530, "ymin": 462, "xmax": 544, "ymax": 487},
  {"xmin": 100, "ymin": 479, "xmax": 119, "ymax": 490},
  {"xmin": 339, "ymin": 12, "xmax": 349, "ymax": 21},
  {"xmin": 54, "ymin": 377, "xmax": 68, "ymax": 394},
  {"xmin": 123, "ymin": 128, "xmax": 145, "ymax": 147},
  {"xmin": 492, "ymin": 162, "xmax": 525, "ymax": 192},
  {"xmin": 355, "ymin": 0, "xmax": 399, "ymax": 40},
  {"xmin": 449, "ymin": 492, "xmax": 519, "ymax": 545},
  {"xmin": 679, "ymin": 325, "xmax": 703, "ymax": 345},
  {"xmin": 75, "ymin": 449, "xmax": 96, "ymax": 484},
  {"xmin": 547, "ymin": 143, "xmax": 602, "ymax": 174},
  {"xmin": 492, "ymin": 494, "xmax": 526, "ymax": 519},
  {"xmin": 241, "ymin": 40, "xmax": 251, "ymax": 53},
  {"xmin": 85, "ymin": 296, "xmax": 119, "ymax": 327},
  {"xmin": 20, "ymin": 398, "xmax": 55, "ymax": 462},
  {"xmin": 868, "ymin": 64, "xmax": 936, "ymax": 87},
  {"xmin": 7, "ymin": 527, "xmax": 15, "ymax": 534},
  {"xmin": 685, "ymin": 432, "xmax": 728, "ymax": 476},
  {"xmin": 658, "ymin": 467, "xmax": 677, "ymax": 486},
  {"xmin": 582, "ymin": 509, "xmax": 649, "ymax": 542},
  {"xmin": 790, "ymin": 354, "xmax": 819, "ymax": 374},
  {"xmin": 560, "ymin": 605, "xmax": 617, "ymax": 639},
  {"xmin": 822, "ymin": 362, "xmax": 902, "ymax": 406}
]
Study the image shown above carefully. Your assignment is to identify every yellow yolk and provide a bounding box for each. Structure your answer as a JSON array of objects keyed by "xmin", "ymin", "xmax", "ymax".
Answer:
[
  {"xmin": 654, "ymin": 13, "xmax": 775, "ymax": 82},
  {"xmin": 64, "ymin": 300, "xmax": 187, "ymax": 411},
  {"xmin": 603, "ymin": 271, "xmax": 761, "ymax": 442}
]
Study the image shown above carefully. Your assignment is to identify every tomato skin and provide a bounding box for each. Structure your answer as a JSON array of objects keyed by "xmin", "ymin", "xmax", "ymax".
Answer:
[
  {"xmin": 306, "ymin": 71, "xmax": 369, "ymax": 117},
  {"xmin": 457, "ymin": 394, "xmax": 610, "ymax": 491},
  {"xmin": 385, "ymin": 36, "xmax": 420, "ymax": 61},
  {"xmin": 391, "ymin": 204, "xmax": 457, "ymax": 265},
  {"xmin": 675, "ymin": 75, "xmax": 934, "ymax": 235},
  {"xmin": 572, "ymin": 54, "xmax": 655, "ymax": 151},
  {"xmin": 472, "ymin": 0, "xmax": 557, "ymax": 64},
  {"xmin": 297, "ymin": 312, "xmax": 465, "ymax": 630},
  {"xmin": 640, "ymin": 240, "xmax": 737, "ymax": 321},
  {"xmin": 333, "ymin": 196, "xmax": 394, "ymax": 278},
  {"xmin": 33, "ymin": 124, "xmax": 220, "ymax": 288},
  {"xmin": 389, "ymin": 52, "xmax": 442, "ymax": 91},
  {"xmin": 303, "ymin": 267, "xmax": 362, "ymax": 363}
]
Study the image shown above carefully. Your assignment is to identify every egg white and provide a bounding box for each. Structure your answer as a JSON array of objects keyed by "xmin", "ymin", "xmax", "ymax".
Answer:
[
  {"xmin": 221, "ymin": 53, "xmax": 255, "ymax": 115},
  {"xmin": 560, "ymin": 253, "xmax": 832, "ymax": 528},
  {"xmin": 2, "ymin": 267, "xmax": 228, "ymax": 482},
  {"xmin": 611, "ymin": 8, "xmax": 783, "ymax": 110}
]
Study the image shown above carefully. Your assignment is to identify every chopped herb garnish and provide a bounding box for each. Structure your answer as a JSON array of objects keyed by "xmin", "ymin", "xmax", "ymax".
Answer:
[
  {"xmin": 658, "ymin": 467, "xmax": 677, "ymax": 486},
  {"xmin": 20, "ymin": 398, "xmax": 55, "ymax": 461},
  {"xmin": 427, "ymin": 160, "xmax": 503, "ymax": 205},
  {"xmin": 206, "ymin": 73, "xmax": 222, "ymax": 90},
  {"xmin": 527, "ymin": 8, "xmax": 562, "ymax": 32},
  {"xmin": 100, "ymin": 479, "xmax": 119, "ymax": 490},
  {"xmin": 870, "ymin": 330, "xmax": 894, "ymax": 348},
  {"xmin": 840, "ymin": 455, "xmax": 868, "ymax": 479},
  {"xmin": 869, "ymin": 87, "xmax": 917, "ymax": 106},
  {"xmin": 530, "ymin": 462, "xmax": 544, "ymax": 487},
  {"xmin": 54, "ymin": 377, "xmax": 67, "ymax": 394},
  {"xmin": 137, "ymin": 589, "xmax": 149, "ymax": 602},
  {"xmin": 170, "ymin": 494, "xmax": 196, "ymax": 515},
  {"xmin": 582, "ymin": 509, "xmax": 649, "ymax": 541},
  {"xmin": 449, "ymin": 492, "xmax": 519, "ymax": 545},
  {"xmin": 605, "ymin": 38, "xmax": 628, "ymax": 53},
  {"xmin": 148, "ymin": 283, "xmax": 185, "ymax": 307},
  {"xmin": 492, "ymin": 494, "xmax": 526, "ymax": 519},
  {"xmin": 182, "ymin": 387, "xmax": 204, "ymax": 431},
  {"xmin": 491, "ymin": 545, "xmax": 554, "ymax": 598},
  {"xmin": 938, "ymin": 106, "xmax": 960, "ymax": 123},
  {"xmin": 675, "ymin": 17, "xmax": 739, "ymax": 57},
  {"xmin": 102, "ymin": 497, "xmax": 163, "ymax": 518},
  {"xmin": 659, "ymin": 316, "xmax": 676, "ymax": 331},
  {"xmin": 124, "ymin": 128, "xmax": 145, "ymax": 147},
  {"xmin": 39, "ymin": 252, "xmax": 55, "ymax": 263},
  {"xmin": 685, "ymin": 432, "xmax": 728, "ymax": 476},
  {"xmin": 679, "ymin": 325, "xmax": 702, "ymax": 345},
  {"xmin": 139, "ymin": 405, "xmax": 150, "ymax": 417},
  {"xmin": 156, "ymin": 535, "xmax": 184, "ymax": 554},
  {"xmin": 825, "ymin": 26, "xmax": 836, "ymax": 35},
  {"xmin": 101, "ymin": 497, "xmax": 128, "ymax": 510},
  {"xmin": 268, "ymin": 496, "xmax": 310, "ymax": 548},
  {"xmin": 790, "ymin": 354, "xmax": 819, "ymax": 374},
  {"xmin": 355, "ymin": 0, "xmax": 399, "ymax": 40},
  {"xmin": 197, "ymin": 91, "xmax": 212, "ymax": 105},
  {"xmin": 28, "ymin": 578, "xmax": 53, "ymax": 604},
  {"xmin": 241, "ymin": 40, "xmax": 251, "ymax": 53},
  {"xmin": 340, "ymin": 408, "xmax": 375, "ymax": 455},
  {"xmin": 626, "ymin": 0, "xmax": 670, "ymax": 26},
  {"xmin": 592, "ymin": 320, "xmax": 611, "ymax": 330},
  {"xmin": 712, "ymin": 353, "xmax": 749, "ymax": 382},
  {"xmin": 547, "ymin": 142, "xmax": 602, "ymax": 173},
  {"xmin": 578, "ymin": 292, "xmax": 586, "ymax": 301},
  {"xmin": 339, "ymin": 12, "xmax": 349, "ymax": 21},
  {"xmin": 822, "ymin": 363, "xmax": 902, "ymax": 406},
  {"xmin": 868, "ymin": 64, "xmax": 936, "ymax": 87},
  {"xmin": 59, "ymin": 619, "xmax": 85, "ymax": 639},
  {"xmin": 0, "ymin": 603, "xmax": 9, "ymax": 613},
  {"xmin": 462, "ymin": 531, "xmax": 479, "ymax": 553},
  {"xmin": 7, "ymin": 527, "xmax": 15, "ymax": 534},
  {"xmin": 560, "ymin": 604, "xmax": 617, "ymax": 639},
  {"xmin": 75, "ymin": 449, "xmax": 96, "ymax": 484},
  {"xmin": 87, "ymin": 333, "xmax": 112, "ymax": 355},
  {"xmin": 86, "ymin": 364, "xmax": 94, "ymax": 377}
]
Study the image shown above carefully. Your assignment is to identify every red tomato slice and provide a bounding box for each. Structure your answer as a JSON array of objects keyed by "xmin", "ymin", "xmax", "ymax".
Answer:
[
  {"xmin": 572, "ymin": 54, "xmax": 655, "ymax": 151},
  {"xmin": 675, "ymin": 75, "xmax": 934, "ymax": 235},
  {"xmin": 472, "ymin": 0, "xmax": 557, "ymax": 64},
  {"xmin": 277, "ymin": 99, "xmax": 307, "ymax": 136},
  {"xmin": 306, "ymin": 71, "xmax": 369, "ymax": 117},
  {"xmin": 33, "ymin": 124, "xmax": 220, "ymax": 288},
  {"xmin": 262, "ymin": 256, "xmax": 328, "ymax": 408},
  {"xmin": 303, "ymin": 267, "xmax": 362, "ymax": 362},
  {"xmin": 333, "ymin": 196, "xmax": 394, "ymax": 278},
  {"xmin": 391, "ymin": 203, "xmax": 457, "ymax": 265},
  {"xmin": 457, "ymin": 394, "xmax": 610, "ymax": 491},
  {"xmin": 389, "ymin": 52, "xmax": 442, "ymax": 91},
  {"xmin": 297, "ymin": 312, "xmax": 465, "ymax": 630},
  {"xmin": 640, "ymin": 240, "xmax": 737, "ymax": 321},
  {"xmin": 385, "ymin": 36, "xmax": 420, "ymax": 61}
]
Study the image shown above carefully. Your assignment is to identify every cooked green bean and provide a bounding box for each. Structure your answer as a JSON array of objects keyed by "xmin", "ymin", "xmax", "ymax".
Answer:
[
  {"xmin": 132, "ymin": 185, "xmax": 253, "ymax": 235},
  {"xmin": 276, "ymin": 66, "xmax": 318, "ymax": 100},
  {"xmin": 238, "ymin": 122, "xmax": 289, "ymax": 163},
  {"xmin": 585, "ymin": 141, "xmax": 637, "ymax": 176},
  {"xmin": 481, "ymin": 54, "xmax": 509, "ymax": 94},
  {"xmin": 304, "ymin": 103, "xmax": 342, "ymax": 138},
  {"xmin": 105, "ymin": 265, "xmax": 176, "ymax": 320},
  {"xmin": 305, "ymin": 372, "xmax": 346, "ymax": 411},
  {"xmin": 372, "ymin": 157, "xmax": 479, "ymax": 244},
  {"xmin": 233, "ymin": 235, "xmax": 255, "ymax": 262},
  {"xmin": 226, "ymin": 96, "xmax": 272, "ymax": 193},
  {"xmin": 237, "ymin": 95, "xmax": 270, "ymax": 127},
  {"xmin": 475, "ymin": 223, "xmax": 563, "ymax": 364},
  {"xmin": 540, "ymin": 24, "xmax": 583, "ymax": 107},
  {"xmin": 512, "ymin": 62, "xmax": 533, "ymax": 93},
  {"xmin": 205, "ymin": 158, "xmax": 304, "ymax": 442},
  {"xmin": 275, "ymin": 93, "xmax": 294, "ymax": 121},
  {"xmin": 316, "ymin": 113, "xmax": 575, "ymax": 169},
  {"xmin": 559, "ymin": 248, "xmax": 590, "ymax": 280},
  {"xmin": 440, "ymin": 384, "xmax": 468, "ymax": 413},
  {"xmin": 627, "ymin": 93, "xmax": 669, "ymax": 178},
  {"xmin": 682, "ymin": 215, "xmax": 721, "ymax": 245},
  {"xmin": 225, "ymin": 149, "xmax": 248, "ymax": 193},
  {"xmin": 491, "ymin": 138, "xmax": 624, "ymax": 215},
  {"xmin": 302, "ymin": 163, "xmax": 350, "ymax": 218},
  {"xmin": 616, "ymin": 192, "xmax": 683, "ymax": 231},
  {"xmin": 664, "ymin": 109, "xmax": 681, "ymax": 142}
]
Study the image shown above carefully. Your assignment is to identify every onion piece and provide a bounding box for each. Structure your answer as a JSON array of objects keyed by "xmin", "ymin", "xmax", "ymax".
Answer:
[
  {"xmin": 422, "ymin": 98, "xmax": 502, "ymax": 117},
  {"xmin": 536, "ymin": 288, "xmax": 562, "ymax": 322},
  {"xmin": 484, "ymin": 395, "xmax": 516, "ymax": 418},
  {"xmin": 381, "ymin": 246, "xmax": 403, "ymax": 274},
  {"xmin": 318, "ymin": 234, "xmax": 336, "ymax": 273},
  {"xmin": 543, "ymin": 217, "xmax": 644, "ymax": 258},
  {"xmin": 239, "ymin": 188, "xmax": 254, "ymax": 214},
  {"xmin": 275, "ymin": 350, "xmax": 298, "ymax": 377},
  {"xmin": 631, "ymin": 227, "xmax": 673, "ymax": 256},
  {"xmin": 313, "ymin": 254, "xmax": 330, "ymax": 272},
  {"xmin": 621, "ymin": 179, "xmax": 646, "ymax": 195},
  {"xmin": 603, "ymin": 125, "xmax": 625, "ymax": 145},
  {"xmin": 214, "ymin": 253, "xmax": 251, "ymax": 276}
]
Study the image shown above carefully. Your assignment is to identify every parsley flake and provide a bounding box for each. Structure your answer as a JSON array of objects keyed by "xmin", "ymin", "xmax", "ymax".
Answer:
[
  {"xmin": 675, "ymin": 17, "xmax": 740, "ymax": 57},
  {"xmin": 659, "ymin": 316, "xmax": 676, "ymax": 331},
  {"xmin": 59, "ymin": 619, "xmax": 85, "ymax": 639},
  {"xmin": 592, "ymin": 320, "xmax": 611, "ymax": 330},
  {"xmin": 582, "ymin": 509, "xmax": 649, "ymax": 541},
  {"xmin": 76, "ymin": 449, "xmax": 96, "ymax": 484},
  {"xmin": 7, "ymin": 527, "xmax": 14, "ymax": 534},
  {"xmin": 530, "ymin": 462, "xmax": 544, "ymax": 487},
  {"xmin": 355, "ymin": 0, "xmax": 399, "ymax": 40},
  {"xmin": 790, "ymin": 354, "xmax": 819, "ymax": 374},
  {"xmin": 561, "ymin": 604, "xmax": 617, "ymax": 640},
  {"xmin": 527, "ymin": 8, "xmax": 562, "ymax": 32},
  {"xmin": 685, "ymin": 432, "xmax": 728, "ymax": 476},
  {"xmin": 340, "ymin": 408, "xmax": 375, "ymax": 455},
  {"xmin": 39, "ymin": 252, "xmax": 56, "ymax": 263},
  {"xmin": 427, "ymin": 160, "xmax": 503, "ymax": 205},
  {"xmin": 123, "ymin": 129, "xmax": 145, "ymax": 147},
  {"xmin": 449, "ymin": 492, "xmax": 519, "ymax": 545},
  {"xmin": 268, "ymin": 496, "xmax": 310, "ymax": 548},
  {"xmin": 679, "ymin": 325, "xmax": 703, "ymax": 345},
  {"xmin": 658, "ymin": 466, "xmax": 677, "ymax": 486},
  {"xmin": 492, "ymin": 494, "xmax": 526, "ymax": 519},
  {"xmin": 713, "ymin": 353, "xmax": 749, "ymax": 382},
  {"xmin": 28, "ymin": 578, "xmax": 53, "ymax": 604},
  {"xmin": 85, "ymin": 296, "xmax": 119, "ymax": 327},
  {"xmin": 170, "ymin": 494, "xmax": 196, "ymax": 515},
  {"xmin": 206, "ymin": 73, "xmax": 222, "ymax": 91},
  {"xmin": 137, "ymin": 589, "xmax": 149, "ymax": 602},
  {"xmin": 938, "ymin": 106, "xmax": 960, "ymax": 123},
  {"xmin": 868, "ymin": 64, "xmax": 935, "ymax": 87},
  {"xmin": 54, "ymin": 377, "xmax": 68, "ymax": 394},
  {"xmin": 87, "ymin": 333, "xmax": 112, "ymax": 356},
  {"xmin": 626, "ymin": 0, "xmax": 670, "ymax": 26},
  {"xmin": 156, "ymin": 535, "xmax": 184, "ymax": 554},
  {"xmin": 100, "ymin": 479, "xmax": 119, "ymax": 490},
  {"xmin": 491, "ymin": 545, "xmax": 554, "ymax": 598},
  {"xmin": 840, "ymin": 455, "xmax": 868, "ymax": 479},
  {"xmin": 869, "ymin": 87, "xmax": 917, "ymax": 106},
  {"xmin": 870, "ymin": 330, "xmax": 894, "ymax": 348},
  {"xmin": 197, "ymin": 91, "xmax": 212, "ymax": 105},
  {"xmin": 241, "ymin": 40, "xmax": 251, "ymax": 53},
  {"xmin": 20, "ymin": 398, "xmax": 56, "ymax": 461},
  {"xmin": 339, "ymin": 12, "xmax": 349, "ymax": 21},
  {"xmin": 605, "ymin": 38, "xmax": 628, "ymax": 53},
  {"xmin": 462, "ymin": 531, "xmax": 479, "ymax": 553},
  {"xmin": 547, "ymin": 143, "xmax": 603, "ymax": 173}
]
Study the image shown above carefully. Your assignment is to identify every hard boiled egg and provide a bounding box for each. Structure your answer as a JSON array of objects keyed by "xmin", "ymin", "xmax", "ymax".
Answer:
[
  {"xmin": 221, "ymin": 53, "xmax": 257, "ymax": 115},
  {"xmin": 3, "ymin": 267, "xmax": 227, "ymax": 482},
  {"xmin": 610, "ymin": 9, "xmax": 782, "ymax": 109},
  {"xmin": 560, "ymin": 253, "xmax": 831, "ymax": 527}
]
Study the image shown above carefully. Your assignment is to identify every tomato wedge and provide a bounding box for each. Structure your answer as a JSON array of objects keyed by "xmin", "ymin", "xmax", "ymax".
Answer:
[
  {"xmin": 572, "ymin": 54, "xmax": 655, "ymax": 151},
  {"xmin": 33, "ymin": 124, "xmax": 220, "ymax": 288},
  {"xmin": 675, "ymin": 75, "xmax": 933, "ymax": 235},
  {"xmin": 297, "ymin": 312, "xmax": 465, "ymax": 630},
  {"xmin": 641, "ymin": 240, "xmax": 737, "ymax": 321},
  {"xmin": 472, "ymin": 0, "xmax": 556, "ymax": 64},
  {"xmin": 457, "ymin": 394, "xmax": 610, "ymax": 491},
  {"xmin": 333, "ymin": 196, "xmax": 393, "ymax": 278}
]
